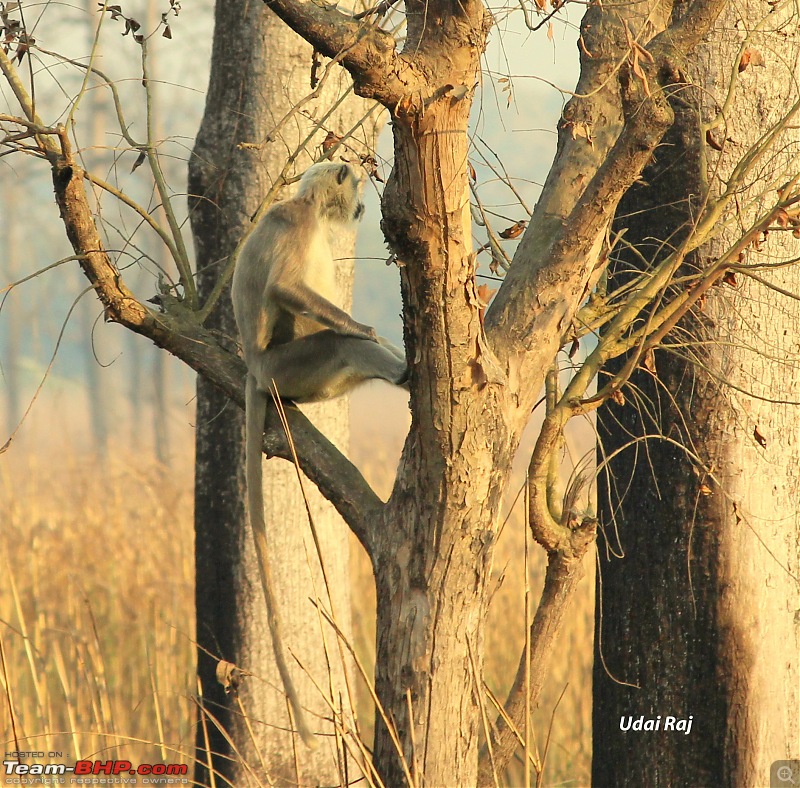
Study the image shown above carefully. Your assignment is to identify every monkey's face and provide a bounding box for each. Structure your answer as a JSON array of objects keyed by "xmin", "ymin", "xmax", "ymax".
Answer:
[
  {"xmin": 298, "ymin": 161, "xmax": 366, "ymax": 224},
  {"xmin": 336, "ymin": 163, "xmax": 365, "ymax": 222}
]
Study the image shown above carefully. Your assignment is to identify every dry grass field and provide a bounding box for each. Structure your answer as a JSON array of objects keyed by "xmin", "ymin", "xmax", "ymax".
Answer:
[{"xmin": 1, "ymin": 385, "xmax": 593, "ymax": 786}]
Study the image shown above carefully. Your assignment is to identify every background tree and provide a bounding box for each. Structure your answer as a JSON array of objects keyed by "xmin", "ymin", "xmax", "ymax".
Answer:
[
  {"xmin": 594, "ymin": 1, "xmax": 800, "ymax": 784},
  {"xmin": 188, "ymin": 1, "xmax": 382, "ymax": 783}
]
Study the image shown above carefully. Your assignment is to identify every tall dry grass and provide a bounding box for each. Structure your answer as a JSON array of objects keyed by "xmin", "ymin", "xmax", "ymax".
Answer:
[
  {"xmin": 1, "ymin": 387, "xmax": 592, "ymax": 786},
  {"xmin": 0, "ymin": 449, "xmax": 196, "ymax": 769}
]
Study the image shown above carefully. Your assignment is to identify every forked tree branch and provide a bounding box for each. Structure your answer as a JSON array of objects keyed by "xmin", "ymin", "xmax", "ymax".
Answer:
[
  {"xmin": 478, "ymin": 412, "xmax": 597, "ymax": 781},
  {"xmin": 260, "ymin": 0, "xmax": 412, "ymax": 105},
  {"xmin": 484, "ymin": 0, "xmax": 729, "ymax": 416}
]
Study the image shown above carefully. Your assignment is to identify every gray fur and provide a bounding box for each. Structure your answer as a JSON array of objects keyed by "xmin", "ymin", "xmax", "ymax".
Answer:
[{"xmin": 233, "ymin": 161, "xmax": 406, "ymax": 399}]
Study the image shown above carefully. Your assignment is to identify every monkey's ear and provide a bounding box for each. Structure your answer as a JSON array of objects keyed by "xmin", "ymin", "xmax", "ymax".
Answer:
[{"xmin": 337, "ymin": 164, "xmax": 349, "ymax": 185}]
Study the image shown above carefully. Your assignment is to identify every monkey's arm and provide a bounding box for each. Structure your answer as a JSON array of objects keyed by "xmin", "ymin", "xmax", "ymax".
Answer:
[{"xmin": 269, "ymin": 282, "xmax": 377, "ymax": 341}]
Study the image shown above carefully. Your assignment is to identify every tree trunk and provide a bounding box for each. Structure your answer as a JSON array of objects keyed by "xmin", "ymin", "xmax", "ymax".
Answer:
[
  {"xmin": 189, "ymin": 2, "xmax": 376, "ymax": 784},
  {"xmin": 594, "ymin": 2, "xmax": 800, "ymax": 785},
  {"xmin": 374, "ymin": 50, "xmax": 514, "ymax": 785}
]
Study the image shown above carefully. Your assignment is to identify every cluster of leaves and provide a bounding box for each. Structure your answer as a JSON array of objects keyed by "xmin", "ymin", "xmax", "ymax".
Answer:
[
  {"xmin": 99, "ymin": 0, "xmax": 180, "ymax": 42},
  {"xmin": 1, "ymin": 1, "xmax": 33, "ymax": 63}
]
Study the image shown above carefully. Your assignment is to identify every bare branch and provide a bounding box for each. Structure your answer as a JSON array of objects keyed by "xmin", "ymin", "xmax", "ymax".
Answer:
[{"xmin": 478, "ymin": 518, "xmax": 596, "ymax": 784}]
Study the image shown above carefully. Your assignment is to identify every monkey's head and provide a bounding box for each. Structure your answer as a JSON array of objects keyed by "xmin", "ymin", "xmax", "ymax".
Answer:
[{"xmin": 297, "ymin": 162, "xmax": 365, "ymax": 224}]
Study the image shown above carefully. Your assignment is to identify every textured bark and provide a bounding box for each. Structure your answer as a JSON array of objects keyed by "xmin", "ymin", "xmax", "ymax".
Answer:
[
  {"xmin": 189, "ymin": 2, "xmax": 373, "ymax": 783},
  {"xmin": 254, "ymin": 0, "xmax": 728, "ymax": 784},
  {"xmin": 594, "ymin": 3, "xmax": 800, "ymax": 785}
]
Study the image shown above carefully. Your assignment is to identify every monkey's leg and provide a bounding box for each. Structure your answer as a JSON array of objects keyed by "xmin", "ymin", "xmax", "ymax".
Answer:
[
  {"xmin": 256, "ymin": 331, "xmax": 407, "ymax": 402},
  {"xmin": 377, "ymin": 336, "xmax": 407, "ymax": 364}
]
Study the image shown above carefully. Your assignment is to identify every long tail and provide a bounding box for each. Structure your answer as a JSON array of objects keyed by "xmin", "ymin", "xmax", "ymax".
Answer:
[{"xmin": 245, "ymin": 375, "xmax": 316, "ymax": 747}]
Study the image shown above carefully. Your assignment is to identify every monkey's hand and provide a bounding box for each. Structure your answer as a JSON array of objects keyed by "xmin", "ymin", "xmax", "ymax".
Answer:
[{"xmin": 357, "ymin": 324, "xmax": 379, "ymax": 343}]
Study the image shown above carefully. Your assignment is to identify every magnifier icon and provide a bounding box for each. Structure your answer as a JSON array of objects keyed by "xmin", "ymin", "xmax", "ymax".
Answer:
[{"xmin": 778, "ymin": 765, "xmax": 796, "ymax": 783}]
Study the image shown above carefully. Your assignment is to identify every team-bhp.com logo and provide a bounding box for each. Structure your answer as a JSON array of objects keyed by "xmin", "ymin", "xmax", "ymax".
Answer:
[{"xmin": 3, "ymin": 757, "xmax": 188, "ymax": 784}]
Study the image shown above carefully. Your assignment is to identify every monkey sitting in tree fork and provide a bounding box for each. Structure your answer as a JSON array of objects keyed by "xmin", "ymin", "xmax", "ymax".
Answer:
[{"xmin": 231, "ymin": 161, "xmax": 407, "ymax": 745}]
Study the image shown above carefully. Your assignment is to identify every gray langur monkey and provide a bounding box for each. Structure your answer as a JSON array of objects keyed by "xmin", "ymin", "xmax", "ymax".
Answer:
[{"xmin": 231, "ymin": 161, "xmax": 407, "ymax": 746}]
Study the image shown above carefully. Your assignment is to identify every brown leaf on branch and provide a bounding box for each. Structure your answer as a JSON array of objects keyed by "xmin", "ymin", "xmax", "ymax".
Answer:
[
  {"xmin": 630, "ymin": 48, "xmax": 652, "ymax": 97},
  {"xmin": 738, "ymin": 48, "xmax": 764, "ymax": 72},
  {"xmin": 643, "ymin": 348, "xmax": 656, "ymax": 374},
  {"xmin": 624, "ymin": 21, "xmax": 654, "ymax": 97},
  {"xmin": 706, "ymin": 129, "xmax": 724, "ymax": 151},
  {"xmin": 568, "ymin": 337, "xmax": 580, "ymax": 359},
  {"xmin": 722, "ymin": 270, "xmax": 738, "ymax": 287},
  {"xmin": 499, "ymin": 220, "xmax": 527, "ymax": 240},
  {"xmin": 360, "ymin": 154, "xmax": 384, "ymax": 182},
  {"xmin": 216, "ymin": 660, "xmax": 242, "ymax": 694},
  {"xmin": 322, "ymin": 131, "xmax": 342, "ymax": 154},
  {"xmin": 753, "ymin": 425, "xmax": 767, "ymax": 449},
  {"xmin": 476, "ymin": 283, "xmax": 497, "ymax": 328},
  {"xmin": 130, "ymin": 150, "xmax": 146, "ymax": 173},
  {"xmin": 566, "ymin": 120, "xmax": 594, "ymax": 148}
]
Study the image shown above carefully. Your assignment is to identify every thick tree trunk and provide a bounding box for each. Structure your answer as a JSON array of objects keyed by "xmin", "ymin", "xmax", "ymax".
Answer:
[
  {"xmin": 594, "ymin": 3, "xmax": 800, "ymax": 785},
  {"xmin": 376, "ymin": 80, "xmax": 517, "ymax": 784},
  {"xmin": 189, "ymin": 1, "xmax": 375, "ymax": 784}
]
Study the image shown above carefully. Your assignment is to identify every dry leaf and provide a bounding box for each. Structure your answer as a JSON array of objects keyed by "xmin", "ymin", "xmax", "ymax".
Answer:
[
  {"xmin": 706, "ymin": 129, "xmax": 724, "ymax": 151},
  {"xmin": 611, "ymin": 389, "xmax": 626, "ymax": 406},
  {"xmin": 722, "ymin": 270, "xmax": 738, "ymax": 287},
  {"xmin": 567, "ymin": 121, "xmax": 594, "ymax": 147},
  {"xmin": 568, "ymin": 337, "xmax": 580, "ymax": 359},
  {"xmin": 322, "ymin": 131, "xmax": 342, "ymax": 153},
  {"xmin": 360, "ymin": 154, "xmax": 384, "ymax": 182},
  {"xmin": 753, "ymin": 425, "xmax": 767, "ymax": 449},
  {"xmin": 476, "ymin": 283, "xmax": 497, "ymax": 328},
  {"xmin": 738, "ymin": 49, "xmax": 751, "ymax": 71},
  {"xmin": 643, "ymin": 348, "xmax": 656, "ymax": 374},
  {"xmin": 216, "ymin": 660, "xmax": 242, "ymax": 694},
  {"xmin": 699, "ymin": 482, "xmax": 713, "ymax": 496},
  {"xmin": 477, "ymin": 283, "xmax": 497, "ymax": 306},
  {"xmin": 738, "ymin": 48, "xmax": 765, "ymax": 72},
  {"xmin": 130, "ymin": 150, "xmax": 146, "ymax": 173},
  {"xmin": 499, "ymin": 220, "xmax": 527, "ymax": 240}
]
